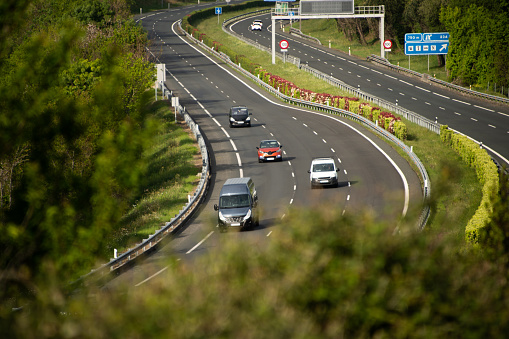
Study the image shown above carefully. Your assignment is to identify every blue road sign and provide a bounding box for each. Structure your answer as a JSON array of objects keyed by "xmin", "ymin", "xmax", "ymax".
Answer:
[
  {"xmin": 405, "ymin": 42, "xmax": 449, "ymax": 55},
  {"xmin": 405, "ymin": 33, "xmax": 422, "ymax": 42},
  {"xmin": 404, "ymin": 32, "xmax": 450, "ymax": 55},
  {"xmin": 405, "ymin": 32, "xmax": 450, "ymax": 43},
  {"xmin": 422, "ymin": 32, "xmax": 450, "ymax": 42},
  {"xmin": 215, "ymin": 7, "xmax": 222, "ymax": 14}
]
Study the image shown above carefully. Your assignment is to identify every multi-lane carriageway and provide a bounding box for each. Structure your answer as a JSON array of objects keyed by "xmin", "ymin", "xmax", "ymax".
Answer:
[
  {"xmin": 232, "ymin": 13, "xmax": 509, "ymax": 167},
  {"xmin": 105, "ymin": 2, "xmax": 506, "ymax": 288}
]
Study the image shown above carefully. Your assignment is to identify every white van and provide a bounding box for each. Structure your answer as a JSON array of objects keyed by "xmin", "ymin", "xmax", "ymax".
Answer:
[{"xmin": 308, "ymin": 157, "xmax": 339, "ymax": 188}]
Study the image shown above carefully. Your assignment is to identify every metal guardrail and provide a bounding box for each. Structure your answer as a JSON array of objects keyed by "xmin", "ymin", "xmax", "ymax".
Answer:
[
  {"xmin": 299, "ymin": 63, "xmax": 441, "ymax": 134},
  {"xmin": 367, "ymin": 54, "xmax": 509, "ymax": 104},
  {"xmin": 182, "ymin": 21, "xmax": 431, "ymax": 230},
  {"xmin": 75, "ymin": 85, "xmax": 210, "ymax": 283},
  {"xmin": 288, "ymin": 27, "xmax": 322, "ymax": 45}
]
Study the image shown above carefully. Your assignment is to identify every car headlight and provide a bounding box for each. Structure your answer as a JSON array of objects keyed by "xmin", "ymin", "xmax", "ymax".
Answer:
[
  {"xmin": 246, "ymin": 116, "xmax": 251, "ymax": 121},
  {"xmin": 219, "ymin": 211, "xmax": 227, "ymax": 221},
  {"xmin": 243, "ymin": 209, "xmax": 252, "ymax": 221},
  {"xmin": 229, "ymin": 117, "xmax": 235, "ymax": 122}
]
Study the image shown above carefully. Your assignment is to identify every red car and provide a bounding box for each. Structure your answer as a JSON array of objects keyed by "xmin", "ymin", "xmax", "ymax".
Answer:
[{"xmin": 256, "ymin": 140, "xmax": 283, "ymax": 163}]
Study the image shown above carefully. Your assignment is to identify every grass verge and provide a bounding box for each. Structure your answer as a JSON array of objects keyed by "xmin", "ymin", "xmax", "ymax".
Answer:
[
  {"xmin": 194, "ymin": 7, "xmax": 482, "ymax": 236},
  {"xmin": 106, "ymin": 98, "xmax": 201, "ymax": 256}
]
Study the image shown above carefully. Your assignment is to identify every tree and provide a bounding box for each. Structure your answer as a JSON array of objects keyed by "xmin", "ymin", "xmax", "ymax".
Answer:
[{"xmin": 0, "ymin": 0, "xmax": 155, "ymax": 309}]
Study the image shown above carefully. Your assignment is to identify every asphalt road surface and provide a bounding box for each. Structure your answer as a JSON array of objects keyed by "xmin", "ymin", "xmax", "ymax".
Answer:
[
  {"xmin": 232, "ymin": 13, "xmax": 509, "ymax": 167},
  {"xmin": 103, "ymin": 3, "xmax": 424, "ymax": 289}
]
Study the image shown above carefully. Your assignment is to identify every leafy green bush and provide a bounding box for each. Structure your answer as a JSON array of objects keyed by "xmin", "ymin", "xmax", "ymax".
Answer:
[
  {"xmin": 394, "ymin": 120, "xmax": 408, "ymax": 140},
  {"xmin": 440, "ymin": 125, "xmax": 499, "ymax": 243}
]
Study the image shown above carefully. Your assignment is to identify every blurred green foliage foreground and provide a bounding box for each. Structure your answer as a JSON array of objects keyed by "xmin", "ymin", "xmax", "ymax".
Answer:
[
  {"xmin": 2, "ymin": 0, "xmax": 509, "ymax": 337},
  {"xmin": 5, "ymin": 185, "xmax": 509, "ymax": 338}
]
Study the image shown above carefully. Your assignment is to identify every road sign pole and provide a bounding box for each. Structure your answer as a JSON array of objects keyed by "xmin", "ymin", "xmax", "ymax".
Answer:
[
  {"xmin": 272, "ymin": 17, "xmax": 276, "ymax": 64},
  {"xmin": 380, "ymin": 15, "xmax": 384, "ymax": 59}
]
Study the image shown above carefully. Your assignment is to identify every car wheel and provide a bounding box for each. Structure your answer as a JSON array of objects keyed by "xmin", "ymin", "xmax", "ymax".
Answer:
[{"xmin": 258, "ymin": 159, "xmax": 263, "ymax": 163}]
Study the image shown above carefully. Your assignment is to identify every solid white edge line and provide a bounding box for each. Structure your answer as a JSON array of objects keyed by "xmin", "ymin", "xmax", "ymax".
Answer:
[
  {"xmin": 450, "ymin": 128, "xmax": 509, "ymax": 167},
  {"xmin": 236, "ymin": 152, "xmax": 242, "ymax": 167},
  {"xmin": 135, "ymin": 266, "xmax": 168, "ymax": 287},
  {"xmin": 230, "ymin": 139, "xmax": 238, "ymax": 151},
  {"xmin": 221, "ymin": 127, "xmax": 230, "ymax": 138},
  {"xmin": 186, "ymin": 231, "xmax": 214, "ymax": 254}
]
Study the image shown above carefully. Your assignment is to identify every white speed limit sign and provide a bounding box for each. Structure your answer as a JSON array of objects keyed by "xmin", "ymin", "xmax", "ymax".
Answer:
[
  {"xmin": 279, "ymin": 39, "xmax": 289, "ymax": 50},
  {"xmin": 383, "ymin": 39, "xmax": 392, "ymax": 49}
]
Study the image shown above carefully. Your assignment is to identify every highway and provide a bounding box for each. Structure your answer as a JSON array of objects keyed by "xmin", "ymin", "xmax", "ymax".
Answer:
[
  {"xmin": 231, "ymin": 14, "xmax": 509, "ymax": 167},
  {"xmin": 103, "ymin": 3, "xmax": 423, "ymax": 289}
]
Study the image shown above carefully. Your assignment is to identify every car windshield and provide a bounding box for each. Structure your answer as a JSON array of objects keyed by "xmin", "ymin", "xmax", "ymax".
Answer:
[
  {"xmin": 260, "ymin": 141, "xmax": 279, "ymax": 148},
  {"xmin": 232, "ymin": 108, "xmax": 248, "ymax": 116},
  {"xmin": 219, "ymin": 194, "xmax": 250, "ymax": 208},
  {"xmin": 313, "ymin": 163, "xmax": 334, "ymax": 172}
]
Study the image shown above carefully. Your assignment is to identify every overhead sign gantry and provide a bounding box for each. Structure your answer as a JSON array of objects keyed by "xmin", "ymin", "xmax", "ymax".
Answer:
[{"xmin": 267, "ymin": 0, "xmax": 385, "ymax": 64}]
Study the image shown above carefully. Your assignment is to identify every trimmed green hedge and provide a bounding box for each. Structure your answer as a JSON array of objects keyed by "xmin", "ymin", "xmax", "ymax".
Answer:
[{"xmin": 440, "ymin": 125, "xmax": 499, "ymax": 244}]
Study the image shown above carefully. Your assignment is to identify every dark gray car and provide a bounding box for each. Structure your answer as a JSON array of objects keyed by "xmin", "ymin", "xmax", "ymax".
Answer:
[
  {"xmin": 214, "ymin": 177, "xmax": 259, "ymax": 232},
  {"xmin": 228, "ymin": 105, "xmax": 252, "ymax": 127}
]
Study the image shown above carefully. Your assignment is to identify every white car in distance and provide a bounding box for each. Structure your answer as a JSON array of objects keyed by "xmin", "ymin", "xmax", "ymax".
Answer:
[
  {"xmin": 250, "ymin": 22, "xmax": 262, "ymax": 31},
  {"xmin": 250, "ymin": 19, "xmax": 263, "ymax": 31}
]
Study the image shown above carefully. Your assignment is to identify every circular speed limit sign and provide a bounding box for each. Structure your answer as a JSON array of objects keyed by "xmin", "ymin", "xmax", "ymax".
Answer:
[
  {"xmin": 383, "ymin": 39, "xmax": 392, "ymax": 49},
  {"xmin": 279, "ymin": 39, "xmax": 289, "ymax": 50}
]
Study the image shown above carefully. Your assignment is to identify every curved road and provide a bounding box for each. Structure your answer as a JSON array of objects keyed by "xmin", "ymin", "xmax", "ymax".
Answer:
[
  {"xmin": 233, "ymin": 14, "xmax": 509, "ymax": 167},
  {"xmin": 104, "ymin": 3, "xmax": 422, "ymax": 288}
]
